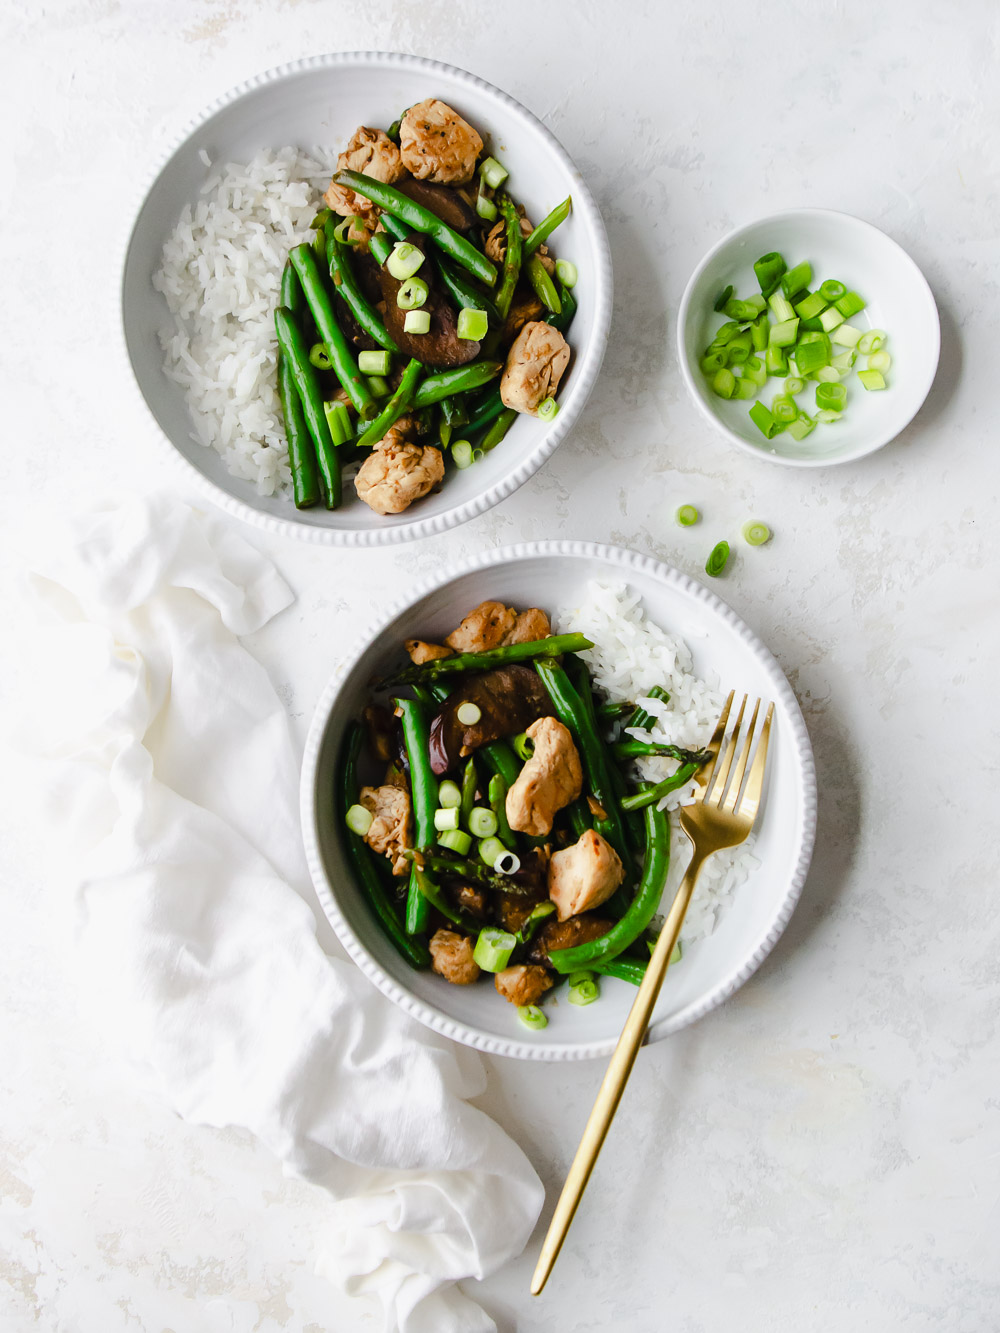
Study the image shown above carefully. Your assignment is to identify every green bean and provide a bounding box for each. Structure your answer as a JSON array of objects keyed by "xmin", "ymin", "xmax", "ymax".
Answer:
[
  {"xmin": 547, "ymin": 281, "xmax": 577, "ymax": 335},
  {"xmin": 369, "ymin": 231, "xmax": 393, "ymax": 266},
  {"xmin": 488, "ymin": 773, "xmax": 516, "ymax": 849},
  {"xmin": 437, "ymin": 258, "xmax": 501, "ymax": 326},
  {"xmin": 626, "ymin": 685, "xmax": 670, "ymax": 734},
  {"xmin": 334, "ymin": 171, "xmax": 498, "ymax": 286},
  {"xmin": 463, "ymin": 388, "xmax": 504, "ymax": 435},
  {"xmin": 524, "ymin": 254, "xmax": 562, "ymax": 315},
  {"xmin": 339, "ymin": 723, "xmax": 429, "ymax": 968},
  {"xmin": 592, "ymin": 956, "xmax": 647, "ymax": 986},
  {"xmin": 326, "ymin": 233, "xmax": 400, "ymax": 353},
  {"xmin": 355, "ymin": 359, "xmax": 424, "ymax": 449},
  {"xmin": 494, "ymin": 193, "xmax": 523, "ymax": 320},
  {"xmin": 597, "ymin": 700, "xmax": 635, "ymax": 720},
  {"xmin": 411, "ymin": 362, "xmax": 503, "ymax": 409},
  {"xmin": 413, "ymin": 865, "xmax": 469, "ymax": 927},
  {"xmin": 460, "ymin": 757, "xmax": 478, "ymax": 829},
  {"xmin": 523, "ymin": 196, "xmax": 572, "ymax": 255},
  {"xmin": 548, "ymin": 800, "xmax": 669, "ymax": 974},
  {"xmin": 288, "ymin": 243, "xmax": 376, "ymax": 420},
  {"xmin": 396, "ymin": 697, "xmax": 436, "ymax": 935},
  {"xmin": 566, "ymin": 798, "xmax": 591, "ymax": 839},
  {"xmin": 620, "ymin": 762, "xmax": 699, "ymax": 812},
  {"xmin": 276, "ymin": 264, "xmax": 320, "ymax": 509},
  {"xmin": 480, "ymin": 407, "xmax": 517, "ymax": 453},
  {"xmin": 535, "ymin": 660, "xmax": 630, "ymax": 869},
  {"xmin": 384, "ymin": 633, "xmax": 593, "ymax": 687},
  {"xmin": 614, "ymin": 741, "xmax": 710, "ymax": 764},
  {"xmin": 479, "ymin": 741, "xmax": 521, "ymax": 789},
  {"xmin": 273, "ymin": 307, "xmax": 341, "ymax": 509},
  {"xmin": 380, "ymin": 211, "xmax": 409, "ymax": 242},
  {"xmin": 441, "ymin": 395, "xmax": 471, "ymax": 428}
]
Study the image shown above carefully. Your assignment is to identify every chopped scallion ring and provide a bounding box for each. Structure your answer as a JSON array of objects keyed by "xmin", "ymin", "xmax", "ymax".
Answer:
[
  {"xmin": 705, "ymin": 540, "xmax": 730, "ymax": 577},
  {"xmin": 332, "ymin": 215, "xmax": 362, "ymax": 244},
  {"xmin": 819, "ymin": 279, "xmax": 847, "ymax": 303},
  {"xmin": 512, "ymin": 731, "xmax": 534, "ymax": 761},
  {"xmin": 456, "ymin": 701, "xmax": 482, "ymax": 726},
  {"xmin": 556, "ymin": 258, "xmax": 578, "ymax": 288},
  {"xmin": 858, "ymin": 369, "xmax": 887, "ymax": 391},
  {"xmin": 494, "ymin": 850, "xmax": 521, "ymax": 875},
  {"xmin": 468, "ymin": 807, "xmax": 498, "ymax": 839},
  {"xmin": 815, "ymin": 382, "xmax": 848, "ymax": 412},
  {"xmin": 787, "ymin": 414, "xmax": 816, "ymax": 440},
  {"xmin": 749, "ymin": 400, "xmax": 781, "ymax": 438},
  {"xmin": 366, "ymin": 374, "xmax": 391, "ymax": 397},
  {"xmin": 867, "ymin": 350, "xmax": 892, "ymax": 373},
  {"xmin": 438, "ymin": 780, "xmax": 462, "ymax": 809},
  {"xmin": 451, "ymin": 439, "xmax": 474, "ymax": 469},
  {"xmin": 568, "ymin": 979, "xmax": 600, "ymax": 1006},
  {"xmin": 386, "ymin": 241, "xmax": 425, "ymax": 281},
  {"xmin": 785, "ymin": 377, "xmax": 805, "ymax": 396},
  {"xmin": 434, "ymin": 807, "xmax": 460, "ymax": 832},
  {"xmin": 831, "ymin": 322, "xmax": 863, "ymax": 348},
  {"xmin": 438, "ymin": 828, "xmax": 473, "ymax": 855},
  {"xmin": 517, "ymin": 1004, "xmax": 548, "ymax": 1030},
  {"xmin": 396, "ymin": 276, "xmax": 429, "ymax": 310},
  {"xmin": 676, "ymin": 504, "xmax": 700, "ymax": 527},
  {"xmin": 476, "ymin": 187, "xmax": 497, "ymax": 222},
  {"xmin": 456, "ymin": 307, "xmax": 489, "ymax": 341},
  {"xmin": 358, "ymin": 350, "xmax": 391, "ymax": 376},
  {"xmin": 815, "ymin": 408, "xmax": 844, "ymax": 422},
  {"xmin": 742, "ymin": 521, "xmax": 772, "ymax": 547},
  {"xmin": 479, "ymin": 835, "xmax": 506, "ymax": 868},
  {"xmin": 537, "ymin": 396, "xmax": 559, "ymax": 422},
  {"xmin": 309, "ymin": 342, "xmax": 332, "ymax": 370},
  {"xmin": 473, "ymin": 926, "xmax": 517, "ymax": 973},
  {"xmin": 323, "ymin": 400, "xmax": 352, "ymax": 446},
  {"xmin": 857, "ymin": 329, "xmax": 887, "ymax": 355},
  {"xmin": 403, "ymin": 309, "xmax": 431, "ymax": 335},
  {"xmin": 345, "ymin": 803, "xmax": 373, "ymax": 836},
  {"xmin": 771, "ymin": 395, "xmax": 798, "ymax": 423},
  {"xmin": 712, "ymin": 368, "xmax": 737, "ymax": 399},
  {"xmin": 713, "ymin": 284, "xmax": 734, "ymax": 313},
  {"xmin": 479, "ymin": 155, "xmax": 508, "ymax": 189}
]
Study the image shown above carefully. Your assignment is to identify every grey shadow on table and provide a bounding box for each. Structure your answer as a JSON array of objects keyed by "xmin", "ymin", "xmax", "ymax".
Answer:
[{"xmin": 882, "ymin": 287, "xmax": 961, "ymax": 460}]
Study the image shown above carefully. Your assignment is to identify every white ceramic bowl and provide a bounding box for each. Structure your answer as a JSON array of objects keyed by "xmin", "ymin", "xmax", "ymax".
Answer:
[
  {"xmin": 300, "ymin": 542, "xmax": 817, "ymax": 1061},
  {"xmin": 678, "ymin": 209, "xmax": 939, "ymax": 467},
  {"xmin": 121, "ymin": 52, "xmax": 612, "ymax": 544}
]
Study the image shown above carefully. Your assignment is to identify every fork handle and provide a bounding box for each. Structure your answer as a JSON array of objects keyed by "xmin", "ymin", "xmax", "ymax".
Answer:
[{"xmin": 530, "ymin": 850, "xmax": 709, "ymax": 1296}]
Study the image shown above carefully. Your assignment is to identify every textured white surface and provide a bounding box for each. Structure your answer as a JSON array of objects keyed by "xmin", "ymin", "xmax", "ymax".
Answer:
[{"xmin": 1, "ymin": 2, "xmax": 998, "ymax": 1330}]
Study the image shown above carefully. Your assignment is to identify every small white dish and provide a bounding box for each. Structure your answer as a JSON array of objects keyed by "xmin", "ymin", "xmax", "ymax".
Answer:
[
  {"xmin": 300, "ymin": 542, "xmax": 817, "ymax": 1061},
  {"xmin": 677, "ymin": 208, "xmax": 939, "ymax": 467},
  {"xmin": 121, "ymin": 52, "xmax": 612, "ymax": 545}
]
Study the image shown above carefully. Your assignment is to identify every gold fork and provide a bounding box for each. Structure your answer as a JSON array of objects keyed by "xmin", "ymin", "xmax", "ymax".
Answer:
[{"xmin": 530, "ymin": 691, "xmax": 774, "ymax": 1296}]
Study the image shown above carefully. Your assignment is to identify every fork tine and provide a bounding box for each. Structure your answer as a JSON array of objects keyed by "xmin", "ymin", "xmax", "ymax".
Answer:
[
  {"xmin": 706, "ymin": 694, "xmax": 747, "ymax": 806},
  {"xmin": 737, "ymin": 701, "xmax": 774, "ymax": 823},
  {"xmin": 694, "ymin": 690, "xmax": 734, "ymax": 795},
  {"xmin": 722, "ymin": 698, "xmax": 761, "ymax": 814}
]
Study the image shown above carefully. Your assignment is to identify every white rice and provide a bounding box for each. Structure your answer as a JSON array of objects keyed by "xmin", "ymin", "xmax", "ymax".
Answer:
[
  {"xmin": 153, "ymin": 148, "xmax": 332, "ymax": 496},
  {"xmin": 556, "ymin": 581, "xmax": 759, "ymax": 943}
]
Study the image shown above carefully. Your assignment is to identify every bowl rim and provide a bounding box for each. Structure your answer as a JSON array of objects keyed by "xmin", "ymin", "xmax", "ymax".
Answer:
[
  {"xmin": 299, "ymin": 539, "xmax": 818, "ymax": 1061},
  {"xmin": 676, "ymin": 206, "xmax": 940, "ymax": 469},
  {"xmin": 119, "ymin": 50, "xmax": 613, "ymax": 545}
]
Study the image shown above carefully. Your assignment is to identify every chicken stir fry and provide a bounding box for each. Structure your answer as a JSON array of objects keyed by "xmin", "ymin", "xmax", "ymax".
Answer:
[
  {"xmin": 274, "ymin": 96, "xmax": 579, "ymax": 517},
  {"xmin": 340, "ymin": 597, "xmax": 699, "ymax": 1029}
]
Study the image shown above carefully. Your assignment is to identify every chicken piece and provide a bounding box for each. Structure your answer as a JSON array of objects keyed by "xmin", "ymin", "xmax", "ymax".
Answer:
[
  {"xmin": 354, "ymin": 426, "xmax": 445, "ymax": 516},
  {"xmin": 500, "ymin": 322, "xmax": 571, "ymax": 416},
  {"xmin": 445, "ymin": 600, "xmax": 517, "ymax": 653},
  {"xmin": 399, "ymin": 98, "xmax": 483, "ymax": 185},
  {"xmin": 547, "ymin": 829, "xmax": 624, "ymax": 921},
  {"xmin": 494, "ymin": 964, "xmax": 554, "ymax": 1007},
  {"xmin": 405, "ymin": 639, "xmax": 452, "ymax": 665},
  {"xmin": 324, "ymin": 126, "xmax": 406, "ymax": 220},
  {"xmin": 506, "ymin": 717, "xmax": 582, "ymax": 837},
  {"xmin": 359, "ymin": 784, "xmax": 412, "ymax": 876},
  {"xmin": 501, "ymin": 607, "xmax": 551, "ymax": 646},
  {"xmin": 429, "ymin": 929, "xmax": 481, "ymax": 985}
]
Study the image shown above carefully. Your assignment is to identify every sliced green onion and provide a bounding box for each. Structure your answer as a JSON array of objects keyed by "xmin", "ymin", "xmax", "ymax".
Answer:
[
  {"xmin": 568, "ymin": 979, "xmax": 600, "ymax": 1006},
  {"xmin": 858, "ymin": 368, "xmax": 887, "ymax": 391},
  {"xmin": 754, "ymin": 252, "xmax": 787, "ymax": 298},
  {"xmin": 831, "ymin": 323, "xmax": 862, "ymax": 348},
  {"xmin": 345, "ymin": 803, "xmax": 373, "ymax": 836},
  {"xmin": 523, "ymin": 197, "xmax": 572, "ymax": 255},
  {"xmin": 724, "ymin": 297, "xmax": 763, "ymax": 321},
  {"xmin": 676, "ymin": 504, "xmax": 700, "ymax": 526},
  {"xmin": 512, "ymin": 731, "xmax": 534, "ymax": 761},
  {"xmin": 816, "ymin": 408, "xmax": 843, "ymax": 422},
  {"xmin": 700, "ymin": 350, "xmax": 727, "ymax": 375},
  {"xmin": 785, "ymin": 376, "xmax": 805, "ymax": 395},
  {"xmin": 456, "ymin": 701, "xmax": 482, "ymax": 726},
  {"xmin": 358, "ymin": 350, "xmax": 391, "ymax": 376},
  {"xmin": 479, "ymin": 155, "xmax": 508, "ymax": 189},
  {"xmin": 787, "ymin": 414, "xmax": 816, "ymax": 440},
  {"xmin": 819, "ymin": 279, "xmax": 847, "ymax": 303},
  {"xmin": 765, "ymin": 346, "xmax": 788, "ymax": 377},
  {"xmin": 735, "ymin": 377, "xmax": 758, "ymax": 400},
  {"xmin": 743, "ymin": 355, "xmax": 767, "ymax": 387},
  {"xmin": 473, "ymin": 925, "xmax": 517, "ymax": 973},
  {"xmin": 749, "ymin": 400, "xmax": 781, "ymax": 439},
  {"xmin": 438, "ymin": 780, "xmax": 462, "ymax": 809},
  {"xmin": 831, "ymin": 351, "xmax": 856, "ymax": 372},
  {"xmin": 794, "ymin": 336, "xmax": 831, "ymax": 375},
  {"xmin": 705, "ymin": 540, "xmax": 730, "ymax": 577},
  {"xmin": 537, "ymin": 396, "xmax": 559, "ymax": 422},
  {"xmin": 472, "ymin": 447, "xmax": 485, "ymax": 463},
  {"xmin": 555, "ymin": 258, "xmax": 578, "ymax": 288},
  {"xmin": 324, "ymin": 400, "xmax": 353, "ymax": 446},
  {"xmin": 479, "ymin": 835, "xmax": 506, "ymax": 868},
  {"xmin": 835, "ymin": 290, "xmax": 866, "ymax": 318},
  {"xmin": 518, "ymin": 1004, "xmax": 548, "ymax": 1030},
  {"xmin": 452, "ymin": 439, "xmax": 474, "ymax": 469},
  {"xmin": 434, "ymin": 806, "xmax": 460, "ymax": 832},
  {"xmin": 495, "ymin": 850, "xmax": 521, "ymax": 875},
  {"xmin": 332, "ymin": 215, "xmax": 363, "ymax": 244},
  {"xmin": 438, "ymin": 828, "xmax": 472, "ymax": 855},
  {"xmin": 781, "ymin": 261, "xmax": 812, "ymax": 299},
  {"xmin": 711, "ymin": 368, "xmax": 736, "ymax": 399},
  {"xmin": 309, "ymin": 342, "xmax": 332, "ymax": 370},
  {"xmin": 857, "ymin": 329, "xmax": 886, "ymax": 355},
  {"xmin": 867, "ymin": 350, "xmax": 892, "ymax": 373},
  {"xmin": 468, "ymin": 807, "xmax": 498, "ymax": 839},
  {"xmin": 476, "ymin": 187, "xmax": 497, "ymax": 222},
  {"xmin": 768, "ymin": 318, "xmax": 799, "ymax": 348},
  {"xmin": 457, "ymin": 307, "xmax": 489, "ymax": 341},
  {"xmin": 771, "ymin": 395, "xmax": 797, "ymax": 423},
  {"xmin": 751, "ymin": 315, "xmax": 769, "ymax": 352},
  {"xmin": 818, "ymin": 307, "xmax": 844, "ymax": 332},
  {"xmin": 396, "ymin": 276, "xmax": 429, "ymax": 310},
  {"xmin": 742, "ymin": 520, "xmax": 772, "ymax": 546},
  {"xmin": 814, "ymin": 365, "xmax": 842, "ymax": 383},
  {"xmin": 567, "ymin": 970, "xmax": 595, "ymax": 988},
  {"xmin": 816, "ymin": 382, "xmax": 848, "ymax": 412},
  {"xmin": 386, "ymin": 242, "xmax": 424, "ymax": 281},
  {"xmin": 710, "ymin": 322, "xmax": 742, "ymax": 347},
  {"xmin": 768, "ymin": 291, "xmax": 796, "ymax": 323},
  {"xmin": 794, "ymin": 291, "xmax": 827, "ymax": 320},
  {"xmin": 366, "ymin": 375, "xmax": 391, "ymax": 398},
  {"xmin": 713, "ymin": 284, "xmax": 734, "ymax": 313},
  {"xmin": 727, "ymin": 341, "xmax": 751, "ymax": 366},
  {"xmin": 404, "ymin": 309, "xmax": 431, "ymax": 335}
]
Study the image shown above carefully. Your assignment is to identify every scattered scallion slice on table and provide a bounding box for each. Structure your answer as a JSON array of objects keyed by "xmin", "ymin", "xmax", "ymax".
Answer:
[
  {"xmin": 705, "ymin": 540, "xmax": 730, "ymax": 577},
  {"xmin": 676, "ymin": 504, "xmax": 700, "ymax": 526},
  {"xmin": 742, "ymin": 521, "xmax": 771, "ymax": 546}
]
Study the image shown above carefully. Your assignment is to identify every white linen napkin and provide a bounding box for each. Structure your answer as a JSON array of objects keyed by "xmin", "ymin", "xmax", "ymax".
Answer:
[{"xmin": 20, "ymin": 494, "xmax": 543, "ymax": 1333}]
